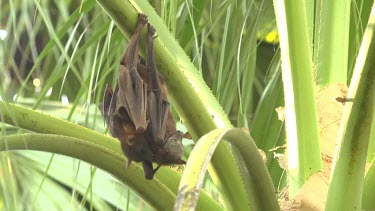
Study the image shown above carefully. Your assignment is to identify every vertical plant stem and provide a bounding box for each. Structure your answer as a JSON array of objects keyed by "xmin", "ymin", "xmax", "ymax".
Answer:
[
  {"xmin": 273, "ymin": 0, "xmax": 322, "ymax": 198},
  {"xmin": 314, "ymin": 0, "xmax": 351, "ymax": 85},
  {"xmin": 362, "ymin": 160, "xmax": 375, "ymax": 210},
  {"xmin": 326, "ymin": 3, "xmax": 375, "ymax": 210}
]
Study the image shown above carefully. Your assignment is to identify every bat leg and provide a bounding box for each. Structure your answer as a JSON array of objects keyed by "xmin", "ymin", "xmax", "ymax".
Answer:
[
  {"xmin": 121, "ymin": 13, "xmax": 148, "ymax": 70},
  {"xmin": 116, "ymin": 13, "xmax": 149, "ymax": 133},
  {"xmin": 146, "ymin": 24, "xmax": 170, "ymax": 144},
  {"xmin": 147, "ymin": 93, "xmax": 169, "ymax": 143},
  {"xmin": 146, "ymin": 24, "xmax": 160, "ymax": 91}
]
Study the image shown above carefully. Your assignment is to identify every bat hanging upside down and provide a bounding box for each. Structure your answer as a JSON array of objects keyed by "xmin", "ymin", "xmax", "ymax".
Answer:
[{"xmin": 98, "ymin": 13, "xmax": 185, "ymax": 180}]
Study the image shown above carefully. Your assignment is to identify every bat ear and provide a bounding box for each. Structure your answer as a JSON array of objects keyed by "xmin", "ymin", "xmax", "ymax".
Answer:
[
  {"xmin": 177, "ymin": 159, "xmax": 186, "ymax": 165},
  {"xmin": 183, "ymin": 132, "xmax": 192, "ymax": 139}
]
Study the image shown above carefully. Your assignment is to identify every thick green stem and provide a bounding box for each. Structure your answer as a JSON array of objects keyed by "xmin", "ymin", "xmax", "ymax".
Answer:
[
  {"xmin": 0, "ymin": 102, "xmax": 220, "ymax": 210},
  {"xmin": 314, "ymin": 0, "xmax": 350, "ymax": 85},
  {"xmin": 326, "ymin": 3, "xmax": 375, "ymax": 210},
  {"xmin": 273, "ymin": 0, "xmax": 322, "ymax": 198},
  {"xmin": 176, "ymin": 128, "xmax": 279, "ymax": 211}
]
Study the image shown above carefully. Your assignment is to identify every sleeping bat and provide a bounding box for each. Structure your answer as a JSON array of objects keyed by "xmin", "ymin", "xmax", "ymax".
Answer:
[{"xmin": 99, "ymin": 13, "xmax": 185, "ymax": 180}]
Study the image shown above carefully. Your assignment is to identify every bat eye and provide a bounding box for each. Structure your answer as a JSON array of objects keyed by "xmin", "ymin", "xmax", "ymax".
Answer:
[{"xmin": 167, "ymin": 136, "xmax": 181, "ymax": 143}]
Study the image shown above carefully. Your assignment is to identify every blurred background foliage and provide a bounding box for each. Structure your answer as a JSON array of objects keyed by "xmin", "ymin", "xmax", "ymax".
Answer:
[{"xmin": 4, "ymin": 0, "xmax": 371, "ymax": 210}]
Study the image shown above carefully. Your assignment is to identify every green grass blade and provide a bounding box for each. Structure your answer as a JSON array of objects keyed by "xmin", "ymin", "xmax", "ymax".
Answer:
[
  {"xmin": 212, "ymin": 5, "xmax": 231, "ymax": 97},
  {"xmin": 251, "ymin": 55, "xmax": 286, "ymax": 188},
  {"xmin": 325, "ymin": 4, "xmax": 375, "ymax": 209},
  {"xmin": 17, "ymin": 0, "xmax": 77, "ymax": 99},
  {"xmin": 0, "ymin": 153, "xmax": 19, "ymax": 211},
  {"xmin": 177, "ymin": 0, "xmax": 207, "ymax": 49},
  {"xmin": 273, "ymin": 0, "xmax": 322, "ymax": 198},
  {"xmin": 33, "ymin": 23, "xmax": 109, "ymax": 108}
]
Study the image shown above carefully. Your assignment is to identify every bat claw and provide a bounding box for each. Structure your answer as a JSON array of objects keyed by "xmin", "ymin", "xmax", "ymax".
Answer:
[
  {"xmin": 138, "ymin": 13, "xmax": 148, "ymax": 24},
  {"xmin": 147, "ymin": 24, "xmax": 158, "ymax": 40},
  {"xmin": 147, "ymin": 23, "xmax": 156, "ymax": 35},
  {"xmin": 120, "ymin": 13, "xmax": 148, "ymax": 67}
]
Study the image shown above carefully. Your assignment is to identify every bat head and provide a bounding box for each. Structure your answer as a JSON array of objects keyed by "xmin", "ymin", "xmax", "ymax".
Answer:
[{"xmin": 154, "ymin": 131, "xmax": 184, "ymax": 165}]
